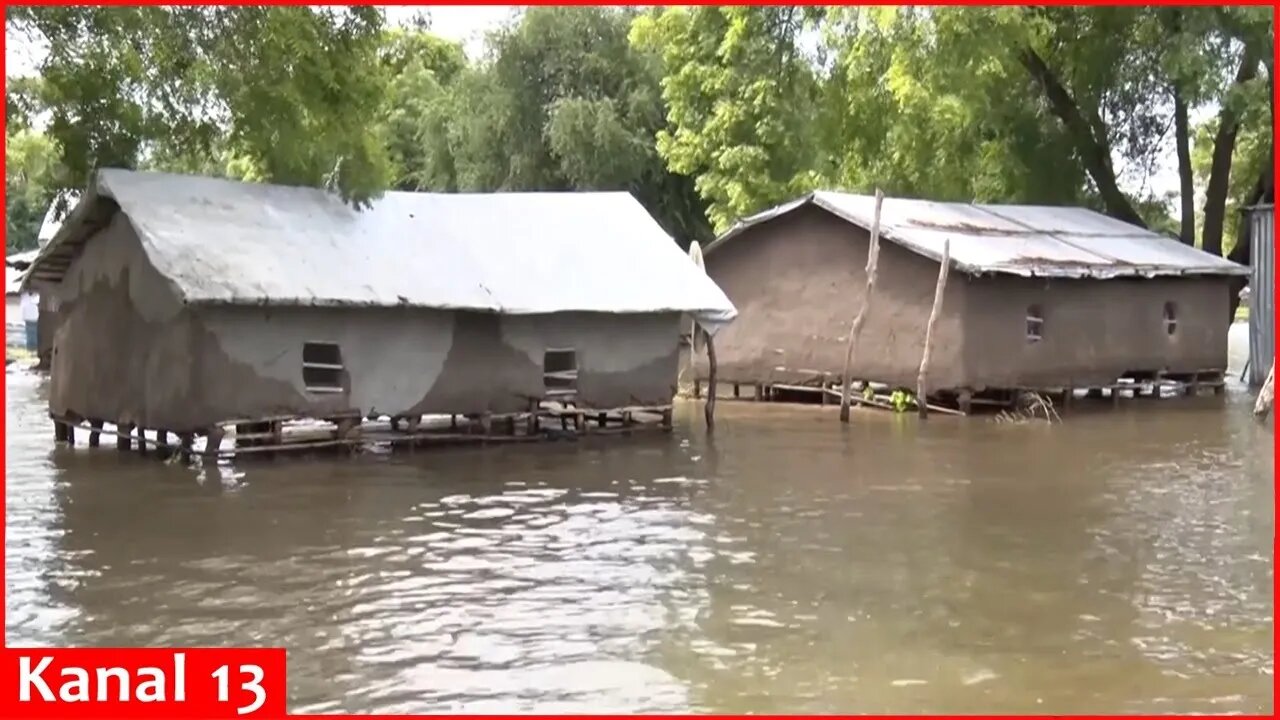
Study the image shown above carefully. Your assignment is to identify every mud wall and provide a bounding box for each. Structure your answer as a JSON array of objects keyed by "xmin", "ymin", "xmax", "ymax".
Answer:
[
  {"xmin": 697, "ymin": 205, "xmax": 967, "ymax": 389},
  {"xmin": 188, "ymin": 306, "xmax": 682, "ymax": 425},
  {"xmin": 48, "ymin": 210, "xmax": 683, "ymax": 430},
  {"xmin": 961, "ymin": 275, "xmax": 1233, "ymax": 389},
  {"xmin": 47, "ymin": 211, "xmax": 194, "ymax": 429}
]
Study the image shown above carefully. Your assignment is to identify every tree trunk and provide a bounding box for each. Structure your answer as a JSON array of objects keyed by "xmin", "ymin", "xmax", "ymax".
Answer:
[
  {"xmin": 916, "ymin": 240, "xmax": 951, "ymax": 420},
  {"xmin": 1202, "ymin": 43, "xmax": 1263, "ymax": 257},
  {"xmin": 1019, "ymin": 47, "xmax": 1146, "ymax": 228},
  {"xmin": 1226, "ymin": 157, "xmax": 1272, "ymax": 324},
  {"xmin": 1173, "ymin": 86, "xmax": 1196, "ymax": 245},
  {"xmin": 839, "ymin": 190, "xmax": 884, "ymax": 423}
]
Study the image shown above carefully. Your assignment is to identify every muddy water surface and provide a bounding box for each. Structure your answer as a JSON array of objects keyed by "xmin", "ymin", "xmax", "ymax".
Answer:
[{"xmin": 5, "ymin": 324, "xmax": 1273, "ymax": 713}]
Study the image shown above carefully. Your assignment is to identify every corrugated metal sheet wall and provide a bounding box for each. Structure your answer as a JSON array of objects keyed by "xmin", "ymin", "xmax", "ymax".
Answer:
[{"xmin": 1248, "ymin": 205, "xmax": 1274, "ymax": 386}]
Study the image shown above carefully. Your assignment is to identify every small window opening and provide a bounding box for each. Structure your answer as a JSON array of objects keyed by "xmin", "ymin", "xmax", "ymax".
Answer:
[
  {"xmin": 544, "ymin": 348, "xmax": 578, "ymax": 397},
  {"xmin": 303, "ymin": 342, "xmax": 345, "ymax": 393},
  {"xmin": 1026, "ymin": 305, "xmax": 1043, "ymax": 343},
  {"xmin": 1163, "ymin": 302, "xmax": 1178, "ymax": 335}
]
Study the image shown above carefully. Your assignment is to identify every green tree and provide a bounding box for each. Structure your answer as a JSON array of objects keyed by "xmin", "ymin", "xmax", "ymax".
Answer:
[
  {"xmin": 632, "ymin": 6, "xmax": 831, "ymax": 233},
  {"xmin": 488, "ymin": 6, "xmax": 712, "ymax": 243},
  {"xmin": 5, "ymin": 129, "xmax": 61, "ymax": 252},
  {"xmin": 8, "ymin": 6, "xmax": 393, "ymax": 207},
  {"xmin": 379, "ymin": 28, "xmax": 467, "ymax": 191}
]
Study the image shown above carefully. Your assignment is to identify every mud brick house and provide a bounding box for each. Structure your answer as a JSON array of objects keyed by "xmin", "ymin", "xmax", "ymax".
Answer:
[
  {"xmin": 696, "ymin": 191, "xmax": 1247, "ymax": 407},
  {"xmin": 22, "ymin": 169, "xmax": 736, "ymax": 450}
]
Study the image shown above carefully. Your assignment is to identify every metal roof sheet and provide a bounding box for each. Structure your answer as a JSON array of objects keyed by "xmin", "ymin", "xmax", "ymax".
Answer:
[
  {"xmin": 5, "ymin": 265, "xmax": 24, "ymax": 295},
  {"xmin": 25, "ymin": 169, "xmax": 737, "ymax": 330},
  {"xmin": 707, "ymin": 191, "xmax": 1249, "ymax": 279}
]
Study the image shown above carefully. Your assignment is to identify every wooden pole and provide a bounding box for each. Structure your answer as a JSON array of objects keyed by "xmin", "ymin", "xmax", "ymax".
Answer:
[
  {"xmin": 704, "ymin": 330, "xmax": 718, "ymax": 433},
  {"xmin": 916, "ymin": 239, "xmax": 951, "ymax": 419},
  {"xmin": 840, "ymin": 189, "xmax": 884, "ymax": 423},
  {"xmin": 1254, "ymin": 360, "xmax": 1275, "ymax": 420}
]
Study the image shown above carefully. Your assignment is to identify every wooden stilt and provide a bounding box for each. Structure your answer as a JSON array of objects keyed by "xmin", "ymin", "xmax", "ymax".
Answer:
[
  {"xmin": 54, "ymin": 420, "xmax": 68, "ymax": 443},
  {"xmin": 135, "ymin": 426, "xmax": 147, "ymax": 455},
  {"xmin": 694, "ymin": 378, "xmax": 702, "ymax": 399},
  {"xmin": 916, "ymin": 238, "xmax": 950, "ymax": 419},
  {"xmin": 733, "ymin": 383, "xmax": 740, "ymax": 399},
  {"xmin": 840, "ymin": 189, "xmax": 883, "ymax": 423},
  {"xmin": 661, "ymin": 408, "xmax": 673, "ymax": 430},
  {"xmin": 1087, "ymin": 388, "xmax": 1103, "ymax": 399},
  {"xmin": 705, "ymin": 333, "xmax": 718, "ymax": 433},
  {"xmin": 179, "ymin": 433, "xmax": 193, "ymax": 461},
  {"xmin": 88, "ymin": 420, "xmax": 102, "ymax": 447},
  {"xmin": 205, "ymin": 426, "xmax": 226, "ymax": 456},
  {"xmin": 156, "ymin": 429, "xmax": 170, "ymax": 449},
  {"xmin": 117, "ymin": 423, "xmax": 133, "ymax": 451},
  {"xmin": 754, "ymin": 383, "xmax": 763, "ymax": 401}
]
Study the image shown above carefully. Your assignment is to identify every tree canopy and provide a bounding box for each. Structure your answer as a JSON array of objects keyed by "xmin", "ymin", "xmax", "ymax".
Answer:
[{"xmin": 5, "ymin": 5, "xmax": 1272, "ymax": 260}]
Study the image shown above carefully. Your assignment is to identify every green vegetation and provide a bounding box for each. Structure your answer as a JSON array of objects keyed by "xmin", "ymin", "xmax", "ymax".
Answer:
[{"xmin": 5, "ymin": 6, "xmax": 1273, "ymax": 258}]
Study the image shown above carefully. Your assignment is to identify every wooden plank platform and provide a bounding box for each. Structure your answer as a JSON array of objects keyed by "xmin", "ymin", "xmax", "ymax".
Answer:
[
  {"xmin": 48, "ymin": 400, "xmax": 675, "ymax": 461},
  {"xmin": 685, "ymin": 367, "xmax": 1229, "ymax": 416}
]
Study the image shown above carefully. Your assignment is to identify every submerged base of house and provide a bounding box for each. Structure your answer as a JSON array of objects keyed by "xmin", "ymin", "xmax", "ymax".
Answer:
[
  {"xmin": 689, "ymin": 368, "xmax": 1227, "ymax": 416},
  {"xmin": 47, "ymin": 399, "xmax": 674, "ymax": 461}
]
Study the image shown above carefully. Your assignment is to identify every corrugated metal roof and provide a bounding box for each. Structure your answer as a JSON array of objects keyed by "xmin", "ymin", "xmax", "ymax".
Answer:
[
  {"xmin": 5, "ymin": 266, "xmax": 24, "ymax": 296},
  {"xmin": 25, "ymin": 169, "xmax": 737, "ymax": 330},
  {"xmin": 706, "ymin": 191, "xmax": 1249, "ymax": 279},
  {"xmin": 6, "ymin": 249, "xmax": 38, "ymax": 268}
]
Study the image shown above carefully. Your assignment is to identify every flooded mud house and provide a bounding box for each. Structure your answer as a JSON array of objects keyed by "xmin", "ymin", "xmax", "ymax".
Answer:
[
  {"xmin": 22, "ymin": 169, "xmax": 736, "ymax": 453},
  {"xmin": 696, "ymin": 191, "xmax": 1249, "ymax": 410}
]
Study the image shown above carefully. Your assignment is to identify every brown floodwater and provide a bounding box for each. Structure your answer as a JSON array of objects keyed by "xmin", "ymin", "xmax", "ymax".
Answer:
[{"xmin": 5, "ymin": 325, "xmax": 1273, "ymax": 713}]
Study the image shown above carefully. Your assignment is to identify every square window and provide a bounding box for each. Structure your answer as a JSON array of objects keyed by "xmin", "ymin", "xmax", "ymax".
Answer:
[
  {"xmin": 544, "ymin": 348, "xmax": 578, "ymax": 397},
  {"xmin": 303, "ymin": 342, "xmax": 344, "ymax": 393}
]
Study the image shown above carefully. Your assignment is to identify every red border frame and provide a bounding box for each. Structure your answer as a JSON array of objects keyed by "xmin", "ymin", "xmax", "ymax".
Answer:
[{"xmin": 1, "ymin": 2, "xmax": 1276, "ymax": 718}]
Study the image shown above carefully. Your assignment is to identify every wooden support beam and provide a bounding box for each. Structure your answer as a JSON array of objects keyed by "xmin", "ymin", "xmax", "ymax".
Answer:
[
  {"xmin": 704, "ymin": 333, "xmax": 717, "ymax": 433},
  {"xmin": 916, "ymin": 239, "xmax": 950, "ymax": 420},
  {"xmin": 205, "ymin": 426, "xmax": 226, "ymax": 456},
  {"xmin": 117, "ymin": 424, "xmax": 133, "ymax": 451},
  {"xmin": 840, "ymin": 189, "xmax": 883, "ymax": 423},
  {"xmin": 88, "ymin": 420, "xmax": 102, "ymax": 447},
  {"xmin": 135, "ymin": 426, "xmax": 147, "ymax": 455}
]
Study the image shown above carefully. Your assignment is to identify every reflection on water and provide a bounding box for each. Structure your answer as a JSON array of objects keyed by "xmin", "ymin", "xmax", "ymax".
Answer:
[{"xmin": 5, "ymin": 324, "xmax": 1273, "ymax": 713}]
